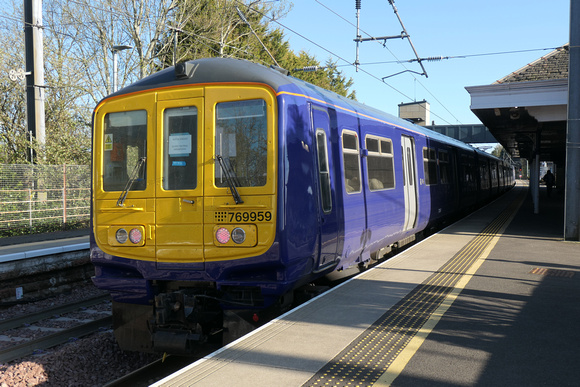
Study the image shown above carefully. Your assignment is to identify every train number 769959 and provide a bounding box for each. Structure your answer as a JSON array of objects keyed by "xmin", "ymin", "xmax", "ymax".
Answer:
[{"xmin": 228, "ymin": 211, "xmax": 272, "ymax": 223}]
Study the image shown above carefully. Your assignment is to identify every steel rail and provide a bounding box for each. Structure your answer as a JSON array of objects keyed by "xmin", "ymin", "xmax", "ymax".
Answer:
[
  {"xmin": 0, "ymin": 294, "xmax": 110, "ymax": 332},
  {"xmin": 0, "ymin": 316, "xmax": 112, "ymax": 363}
]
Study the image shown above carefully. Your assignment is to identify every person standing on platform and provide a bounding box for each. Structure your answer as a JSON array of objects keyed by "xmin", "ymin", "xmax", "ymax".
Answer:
[{"xmin": 543, "ymin": 170, "xmax": 555, "ymax": 197}]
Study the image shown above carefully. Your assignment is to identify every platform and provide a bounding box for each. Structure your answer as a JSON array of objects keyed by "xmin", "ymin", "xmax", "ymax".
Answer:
[
  {"xmin": 0, "ymin": 229, "xmax": 89, "ymax": 263},
  {"xmin": 153, "ymin": 181, "xmax": 579, "ymax": 386}
]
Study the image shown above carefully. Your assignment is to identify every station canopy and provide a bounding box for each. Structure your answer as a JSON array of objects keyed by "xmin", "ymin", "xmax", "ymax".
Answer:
[{"xmin": 466, "ymin": 45, "xmax": 569, "ymax": 164}]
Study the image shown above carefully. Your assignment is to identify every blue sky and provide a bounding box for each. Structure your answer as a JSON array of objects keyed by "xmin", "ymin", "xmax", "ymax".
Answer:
[{"xmin": 277, "ymin": 0, "xmax": 570, "ymax": 125}]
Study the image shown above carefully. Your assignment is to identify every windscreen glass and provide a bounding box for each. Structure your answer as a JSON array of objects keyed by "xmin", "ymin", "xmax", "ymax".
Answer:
[
  {"xmin": 102, "ymin": 110, "xmax": 147, "ymax": 191},
  {"xmin": 215, "ymin": 99, "xmax": 267, "ymax": 187}
]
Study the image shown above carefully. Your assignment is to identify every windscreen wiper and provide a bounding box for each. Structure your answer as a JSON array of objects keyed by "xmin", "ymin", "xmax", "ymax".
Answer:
[
  {"xmin": 216, "ymin": 155, "xmax": 243, "ymax": 204},
  {"xmin": 117, "ymin": 157, "xmax": 146, "ymax": 207}
]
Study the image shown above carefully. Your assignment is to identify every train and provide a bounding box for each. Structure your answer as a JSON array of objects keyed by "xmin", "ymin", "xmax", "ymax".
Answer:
[{"xmin": 90, "ymin": 57, "xmax": 514, "ymax": 354}]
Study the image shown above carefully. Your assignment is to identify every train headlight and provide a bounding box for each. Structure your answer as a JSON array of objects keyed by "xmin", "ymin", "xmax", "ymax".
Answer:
[
  {"xmin": 109, "ymin": 225, "xmax": 145, "ymax": 246},
  {"xmin": 115, "ymin": 228, "xmax": 128, "ymax": 244},
  {"xmin": 129, "ymin": 228, "xmax": 143, "ymax": 244},
  {"xmin": 231, "ymin": 227, "xmax": 246, "ymax": 244},
  {"xmin": 216, "ymin": 227, "xmax": 230, "ymax": 244}
]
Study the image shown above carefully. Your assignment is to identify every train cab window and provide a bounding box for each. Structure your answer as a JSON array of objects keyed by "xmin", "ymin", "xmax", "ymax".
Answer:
[
  {"xmin": 365, "ymin": 136, "xmax": 395, "ymax": 191},
  {"xmin": 103, "ymin": 110, "xmax": 147, "ymax": 192},
  {"xmin": 163, "ymin": 106, "xmax": 198, "ymax": 190},
  {"xmin": 423, "ymin": 147, "xmax": 437, "ymax": 185},
  {"xmin": 215, "ymin": 99, "xmax": 267, "ymax": 187},
  {"xmin": 316, "ymin": 130, "xmax": 332, "ymax": 212},
  {"xmin": 342, "ymin": 131, "xmax": 361, "ymax": 193},
  {"xmin": 439, "ymin": 150, "xmax": 450, "ymax": 184}
]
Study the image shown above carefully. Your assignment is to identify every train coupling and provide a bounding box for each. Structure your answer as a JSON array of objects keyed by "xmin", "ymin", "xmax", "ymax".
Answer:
[{"xmin": 151, "ymin": 291, "xmax": 223, "ymax": 354}]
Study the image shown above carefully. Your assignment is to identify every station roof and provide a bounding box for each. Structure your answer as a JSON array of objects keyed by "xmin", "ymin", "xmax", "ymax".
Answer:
[
  {"xmin": 496, "ymin": 45, "xmax": 569, "ymax": 84},
  {"xmin": 466, "ymin": 45, "xmax": 569, "ymax": 163}
]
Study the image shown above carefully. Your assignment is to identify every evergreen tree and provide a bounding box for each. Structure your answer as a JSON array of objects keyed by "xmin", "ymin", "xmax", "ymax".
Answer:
[{"xmin": 160, "ymin": 0, "xmax": 356, "ymax": 98}]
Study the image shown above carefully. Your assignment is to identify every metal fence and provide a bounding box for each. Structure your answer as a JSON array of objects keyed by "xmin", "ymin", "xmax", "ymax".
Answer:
[{"xmin": 0, "ymin": 165, "xmax": 90, "ymax": 233}]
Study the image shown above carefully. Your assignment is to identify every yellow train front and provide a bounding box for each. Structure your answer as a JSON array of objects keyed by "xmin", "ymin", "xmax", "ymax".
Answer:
[{"xmin": 91, "ymin": 59, "xmax": 287, "ymax": 353}]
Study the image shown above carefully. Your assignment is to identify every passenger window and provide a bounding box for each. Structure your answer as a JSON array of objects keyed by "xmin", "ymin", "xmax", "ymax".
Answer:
[
  {"xmin": 423, "ymin": 147, "xmax": 437, "ymax": 185},
  {"xmin": 163, "ymin": 106, "xmax": 198, "ymax": 190},
  {"xmin": 407, "ymin": 148, "xmax": 414, "ymax": 186},
  {"xmin": 439, "ymin": 150, "xmax": 450, "ymax": 184},
  {"xmin": 215, "ymin": 99, "xmax": 267, "ymax": 187},
  {"xmin": 342, "ymin": 131, "xmax": 361, "ymax": 193},
  {"xmin": 365, "ymin": 136, "xmax": 395, "ymax": 191},
  {"xmin": 103, "ymin": 110, "xmax": 147, "ymax": 192},
  {"xmin": 316, "ymin": 130, "xmax": 332, "ymax": 212},
  {"xmin": 491, "ymin": 164, "xmax": 499, "ymax": 187},
  {"xmin": 461, "ymin": 155, "xmax": 476, "ymax": 190},
  {"xmin": 481, "ymin": 164, "xmax": 490, "ymax": 189}
]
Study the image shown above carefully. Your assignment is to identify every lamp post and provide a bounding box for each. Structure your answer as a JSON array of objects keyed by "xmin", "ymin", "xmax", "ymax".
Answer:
[{"xmin": 112, "ymin": 45, "xmax": 132, "ymax": 92}]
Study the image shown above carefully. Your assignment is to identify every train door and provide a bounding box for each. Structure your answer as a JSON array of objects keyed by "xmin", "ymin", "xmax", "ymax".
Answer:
[
  {"xmin": 401, "ymin": 135, "xmax": 418, "ymax": 231},
  {"xmin": 312, "ymin": 106, "xmax": 339, "ymax": 271},
  {"xmin": 155, "ymin": 95, "xmax": 205, "ymax": 269}
]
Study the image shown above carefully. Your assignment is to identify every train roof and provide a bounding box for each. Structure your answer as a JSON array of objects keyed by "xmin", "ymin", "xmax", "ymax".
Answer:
[
  {"xmin": 107, "ymin": 58, "xmax": 500, "ymax": 160},
  {"xmin": 108, "ymin": 57, "xmax": 292, "ymax": 97}
]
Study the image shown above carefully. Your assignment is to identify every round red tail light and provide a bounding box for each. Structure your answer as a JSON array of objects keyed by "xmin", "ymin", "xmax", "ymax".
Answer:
[
  {"xmin": 129, "ymin": 228, "xmax": 143, "ymax": 244},
  {"xmin": 216, "ymin": 227, "xmax": 230, "ymax": 244}
]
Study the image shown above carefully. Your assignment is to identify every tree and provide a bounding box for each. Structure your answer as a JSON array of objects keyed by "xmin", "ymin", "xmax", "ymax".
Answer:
[
  {"xmin": 42, "ymin": 3, "xmax": 93, "ymax": 164},
  {"xmin": 159, "ymin": 0, "xmax": 356, "ymax": 98},
  {"xmin": 47, "ymin": 0, "xmax": 181, "ymax": 99},
  {"xmin": 0, "ymin": 2, "xmax": 31, "ymax": 164},
  {"xmin": 0, "ymin": 0, "xmax": 181, "ymax": 164},
  {"xmin": 492, "ymin": 144, "xmax": 505, "ymax": 159},
  {"xmin": 157, "ymin": 0, "xmax": 289, "ymax": 65},
  {"xmin": 0, "ymin": 0, "xmax": 356, "ymax": 165}
]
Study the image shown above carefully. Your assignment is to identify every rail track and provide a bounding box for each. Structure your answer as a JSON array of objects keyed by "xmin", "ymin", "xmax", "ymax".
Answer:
[{"xmin": 0, "ymin": 294, "xmax": 111, "ymax": 363}]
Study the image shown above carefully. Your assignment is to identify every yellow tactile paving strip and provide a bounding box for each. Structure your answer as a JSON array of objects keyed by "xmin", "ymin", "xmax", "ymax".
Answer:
[{"xmin": 303, "ymin": 193, "xmax": 526, "ymax": 387}]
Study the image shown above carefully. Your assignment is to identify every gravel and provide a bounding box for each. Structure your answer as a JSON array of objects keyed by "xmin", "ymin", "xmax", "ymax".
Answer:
[
  {"xmin": 0, "ymin": 283, "xmax": 107, "ymax": 321},
  {"xmin": 0, "ymin": 332, "xmax": 161, "ymax": 387},
  {"xmin": 0, "ymin": 282, "xmax": 162, "ymax": 386}
]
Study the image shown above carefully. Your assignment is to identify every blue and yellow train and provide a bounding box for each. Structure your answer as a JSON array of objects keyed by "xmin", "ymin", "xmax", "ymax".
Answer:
[{"xmin": 91, "ymin": 58, "xmax": 514, "ymax": 353}]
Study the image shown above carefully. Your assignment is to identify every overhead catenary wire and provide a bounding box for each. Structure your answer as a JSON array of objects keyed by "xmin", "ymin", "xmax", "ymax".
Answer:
[
  {"xmin": 386, "ymin": 0, "xmax": 428, "ymax": 78},
  {"xmin": 2, "ymin": 2, "xmax": 270, "ymax": 72},
  {"xmin": 236, "ymin": 6, "xmax": 280, "ymax": 67},
  {"xmin": 0, "ymin": 1, "xmax": 565, "ymax": 126},
  {"xmin": 342, "ymin": 47, "xmax": 563, "ymax": 67},
  {"xmin": 3, "ymin": 2, "xmax": 557, "ymax": 69},
  {"xmin": 308, "ymin": 1, "xmax": 564, "ymax": 125},
  {"xmin": 307, "ymin": 0, "xmax": 460, "ymax": 122},
  {"xmin": 284, "ymin": 0, "xmax": 458, "ymax": 124},
  {"xmin": 0, "ymin": 1, "xmax": 283, "ymax": 96},
  {"xmin": 0, "ymin": 2, "xmax": 562, "ymax": 71},
  {"xmin": 2, "ymin": 2, "xmax": 558, "ymax": 74},
  {"xmin": 236, "ymin": 0, "xmax": 433, "ymax": 118}
]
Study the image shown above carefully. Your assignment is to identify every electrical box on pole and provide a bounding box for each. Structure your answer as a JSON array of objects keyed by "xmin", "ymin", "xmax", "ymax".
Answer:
[{"xmin": 24, "ymin": 0, "xmax": 46, "ymax": 163}]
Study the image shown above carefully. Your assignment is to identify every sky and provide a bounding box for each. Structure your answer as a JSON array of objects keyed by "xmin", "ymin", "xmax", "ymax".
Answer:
[
  {"xmin": 275, "ymin": 0, "xmax": 570, "ymax": 125},
  {"xmin": 0, "ymin": 0, "xmax": 570, "ymax": 126}
]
